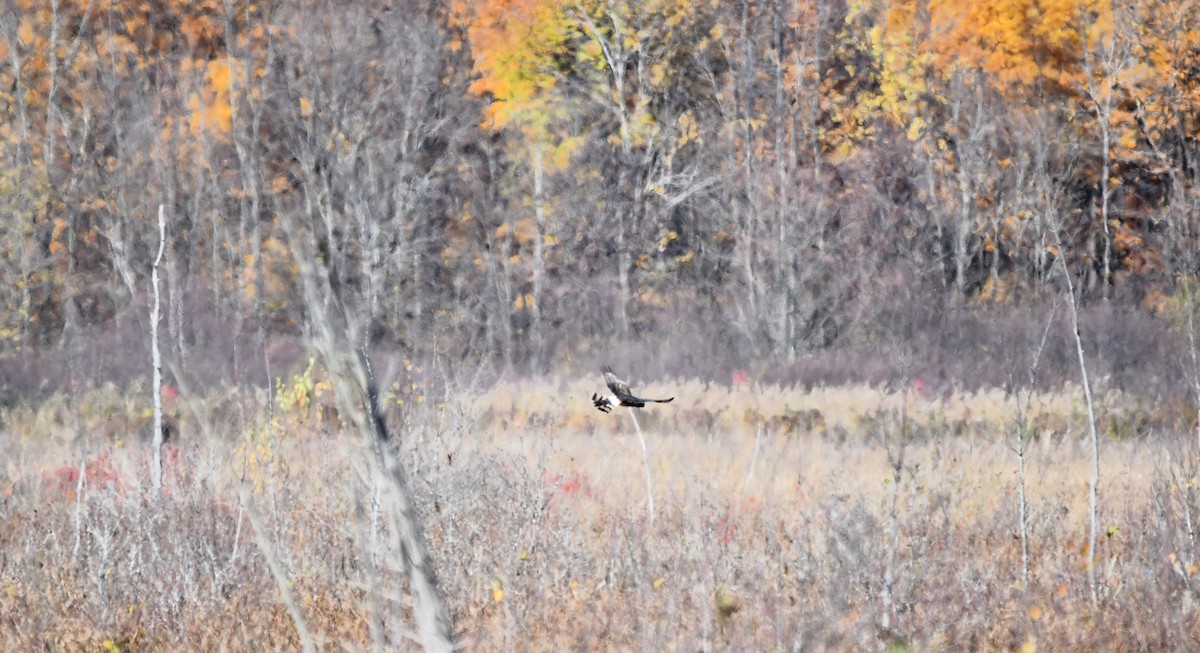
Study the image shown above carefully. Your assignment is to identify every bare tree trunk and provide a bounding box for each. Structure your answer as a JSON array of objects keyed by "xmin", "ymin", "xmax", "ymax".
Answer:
[
  {"xmin": 151, "ymin": 205, "xmax": 167, "ymax": 493},
  {"xmin": 954, "ymin": 171, "xmax": 972, "ymax": 296},
  {"xmin": 1017, "ymin": 447, "xmax": 1030, "ymax": 581},
  {"xmin": 1080, "ymin": 8, "xmax": 1134, "ymax": 302},
  {"xmin": 1054, "ymin": 232, "xmax": 1101, "ymax": 604},
  {"xmin": 1097, "ymin": 124, "xmax": 1113, "ymax": 302},
  {"xmin": 771, "ymin": 0, "xmax": 796, "ymax": 359},
  {"xmin": 223, "ymin": 0, "xmax": 272, "ymax": 391},
  {"xmin": 1009, "ymin": 303, "xmax": 1057, "ymax": 584},
  {"xmin": 0, "ymin": 12, "xmax": 35, "ymax": 343},
  {"xmin": 615, "ymin": 176, "xmax": 632, "ymax": 337},
  {"xmin": 531, "ymin": 147, "xmax": 547, "ymax": 368}
]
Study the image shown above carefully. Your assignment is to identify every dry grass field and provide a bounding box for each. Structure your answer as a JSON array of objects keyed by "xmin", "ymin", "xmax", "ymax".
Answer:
[{"xmin": 2, "ymin": 371, "xmax": 1198, "ymax": 651}]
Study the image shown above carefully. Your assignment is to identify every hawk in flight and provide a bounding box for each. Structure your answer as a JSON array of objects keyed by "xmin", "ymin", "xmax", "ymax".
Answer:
[{"xmin": 592, "ymin": 365, "xmax": 674, "ymax": 413}]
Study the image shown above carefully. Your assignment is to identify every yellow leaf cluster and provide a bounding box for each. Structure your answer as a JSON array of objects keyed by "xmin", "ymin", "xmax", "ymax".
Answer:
[
  {"xmin": 853, "ymin": 0, "xmax": 1135, "ymax": 131},
  {"xmin": 513, "ymin": 293, "xmax": 536, "ymax": 310},
  {"xmin": 452, "ymin": 0, "xmax": 572, "ymax": 129},
  {"xmin": 186, "ymin": 58, "xmax": 245, "ymax": 137}
]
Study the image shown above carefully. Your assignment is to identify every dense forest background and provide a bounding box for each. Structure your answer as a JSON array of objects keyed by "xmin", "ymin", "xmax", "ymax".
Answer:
[{"xmin": 3, "ymin": 0, "xmax": 1200, "ymax": 401}]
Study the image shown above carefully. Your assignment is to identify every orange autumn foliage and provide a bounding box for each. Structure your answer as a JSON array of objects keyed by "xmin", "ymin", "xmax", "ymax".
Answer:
[{"xmin": 451, "ymin": 0, "xmax": 572, "ymax": 128}]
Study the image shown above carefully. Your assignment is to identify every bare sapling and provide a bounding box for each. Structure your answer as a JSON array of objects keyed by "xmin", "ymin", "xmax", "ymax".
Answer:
[
  {"xmin": 151, "ymin": 204, "xmax": 166, "ymax": 493},
  {"xmin": 1186, "ymin": 286, "xmax": 1200, "ymax": 452},
  {"xmin": 878, "ymin": 391, "xmax": 910, "ymax": 637},
  {"xmin": 626, "ymin": 407, "xmax": 655, "ymax": 523},
  {"xmin": 1053, "ymin": 228, "xmax": 1102, "ymax": 605},
  {"xmin": 1007, "ymin": 301, "xmax": 1058, "ymax": 584}
]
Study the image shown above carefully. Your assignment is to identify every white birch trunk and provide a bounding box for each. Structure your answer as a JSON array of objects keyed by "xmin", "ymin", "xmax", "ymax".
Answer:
[{"xmin": 151, "ymin": 205, "xmax": 167, "ymax": 493}]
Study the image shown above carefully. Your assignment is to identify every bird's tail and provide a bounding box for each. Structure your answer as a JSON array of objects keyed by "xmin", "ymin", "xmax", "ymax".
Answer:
[{"xmin": 649, "ymin": 397, "xmax": 674, "ymax": 403}]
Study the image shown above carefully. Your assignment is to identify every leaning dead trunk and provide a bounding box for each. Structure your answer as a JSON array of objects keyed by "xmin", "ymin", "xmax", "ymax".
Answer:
[{"xmin": 284, "ymin": 210, "xmax": 455, "ymax": 651}]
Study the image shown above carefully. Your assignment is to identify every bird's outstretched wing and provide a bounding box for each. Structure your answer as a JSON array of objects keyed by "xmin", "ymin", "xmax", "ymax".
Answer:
[
  {"xmin": 600, "ymin": 365, "xmax": 674, "ymax": 406},
  {"xmin": 601, "ymin": 365, "xmax": 632, "ymax": 400}
]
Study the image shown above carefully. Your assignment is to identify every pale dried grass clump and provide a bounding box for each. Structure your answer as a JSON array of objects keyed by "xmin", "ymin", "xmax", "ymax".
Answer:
[{"xmin": 1, "ymin": 376, "xmax": 1198, "ymax": 650}]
